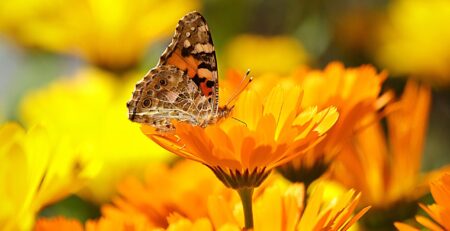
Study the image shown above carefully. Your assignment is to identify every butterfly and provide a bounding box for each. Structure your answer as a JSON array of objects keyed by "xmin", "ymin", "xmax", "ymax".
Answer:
[{"xmin": 127, "ymin": 11, "xmax": 235, "ymax": 131}]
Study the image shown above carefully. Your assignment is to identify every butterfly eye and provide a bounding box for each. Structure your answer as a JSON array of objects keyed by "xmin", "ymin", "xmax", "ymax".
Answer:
[
  {"xmin": 143, "ymin": 99, "xmax": 152, "ymax": 107},
  {"xmin": 159, "ymin": 79, "xmax": 168, "ymax": 86}
]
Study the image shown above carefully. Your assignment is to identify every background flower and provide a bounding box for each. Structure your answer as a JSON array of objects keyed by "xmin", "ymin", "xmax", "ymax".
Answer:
[
  {"xmin": 223, "ymin": 34, "xmax": 308, "ymax": 75},
  {"xmin": 273, "ymin": 62, "xmax": 390, "ymax": 187},
  {"xmin": 101, "ymin": 160, "xmax": 228, "ymax": 228},
  {"xmin": 0, "ymin": 0, "xmax": 199, "ymax": 71},
  {"xmin": 19, "ymin": 68, "xmax": 172, "ymax": 202},
  {"xmin": 395, "ymin": 172, "xmax": 450, "ymax": 231},
  {"xmin": 376, "ymin": 0, "xmax": 450, "ymax": 85},
  {"xmin": 0, "ymin": 122, "xmax": 98, "ymax": 231},
  {"xmin": 332, "ymin": 81, "xmax": 450, "ymax": 229},
  {"xmin": 34, "ymin": 174, "xmax": 367, "ymax": 231}
]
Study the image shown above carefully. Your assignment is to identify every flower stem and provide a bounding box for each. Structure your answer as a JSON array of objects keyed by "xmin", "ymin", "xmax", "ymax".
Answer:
[{"xmin": 237, "ymin": 187, "xmax": 254, "ymax": 230}]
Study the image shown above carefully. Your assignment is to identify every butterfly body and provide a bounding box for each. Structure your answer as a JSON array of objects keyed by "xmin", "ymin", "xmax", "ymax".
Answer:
[{"xmin": 127, "ymin": 12, "xmax": 231, "ymax": 131}]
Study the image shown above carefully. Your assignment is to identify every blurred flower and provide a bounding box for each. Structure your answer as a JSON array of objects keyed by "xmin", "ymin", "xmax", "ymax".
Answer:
[
  {"xmin": 332, "ymin": 81, "xmax": 447, "ymax": 229},
  {"xmin": 35, "ymin": 215, "xmax": 155, "ymax": 231},
  {"xmin": 102, "ymin": 160, "xmax": 228, "ymax": 228},
  {"xmin": 0, "ymin": 122, "xmax": 97, "ymax": 231},
  {"xmin": 376, "ymin": 0, "xmax": 450, "ymax": 86},
  {"xmin": 332, "ymin": 7, "xmax": 382, "ymax": 61},
  {"xmin": 395, "ymin": 172, "xmax": 450, "ymax": 231},
  {"xmin": 164, "ymin": 179, "xmax": 368, "ymax": 231},
  {"xmin": 145, "ymin": 83, "xmax": 338, "ymax": 190},
  {"xmin": 19, "ymin": 68, "xmax": 172, "ymax": 202},
  {"xmin": 275, "ymin": 62, "xmax": 391, "ymax": 186},
  {"xmin": 156, "ymin": 216, "xmax": 213, "ymax": 231},
  {"xmin": 34, "ymin": 160, "xmax": 222, "ymax": 231},
  {"xmin": 0, "ymin": 0, "xmax": 199, "ymax": 71},
  {"xmin": 34, "ymin": 177, "xmax": 368, "ymax": 231},
  {"xmin": 35, "ymin": 217, "xmax": 84, "ymax": 231},
  {"xmin": 224, "ymin": 34, "xmax": 309, "ymax": 75}
]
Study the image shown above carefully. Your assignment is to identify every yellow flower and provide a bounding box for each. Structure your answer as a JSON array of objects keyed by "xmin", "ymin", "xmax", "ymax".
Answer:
[
  {"xmin": 0, "ymin": 122, "xmax": 97, "ymax": 231},
  {"xmin": 19, "ymin": 68, "xmax": 172, "ymax": 202},
  {"xmin": 224, "ymin": 34, "xmax": 309, "ymax": 75},
  {"xmin": 34, "ymin": 176, "xmax": 368, "ymax": 231},
  {"xmin": 0, "ymin": 0, "xmax": 199, "ymax": 71},
  {"xmin": 376, "ymin": 0, "xmax": 450, "ymax": 86},
  {"xmin": 144, "ymin": 83, "xmax": 338, "ymax": 190},
  {"xmin": 332, "ymin": 81, "xmax": 443, "ymax": 229},
  {"xmin": 34, "ymin": 160, "xmax": 226, "ymax": 231},
  {"xmin": 275, "ymin": 62, "xmax": 390, "ymax": 186},
  {"xmin": 395, "ymin": 172, "xmax": 450, "ymax": 231},
  {"xmin": 165, "ymin": 178, "xmax": 368, "ymax": 231}
]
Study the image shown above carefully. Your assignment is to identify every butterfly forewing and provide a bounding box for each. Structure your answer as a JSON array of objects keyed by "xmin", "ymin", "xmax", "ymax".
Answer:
[
  {"xmin": 127, "ymin": 11, "xmax": 223, "ymax": 131},
  {"xmin": 159, "ymin": 12, "xmax": 219, "ymax": 111}
]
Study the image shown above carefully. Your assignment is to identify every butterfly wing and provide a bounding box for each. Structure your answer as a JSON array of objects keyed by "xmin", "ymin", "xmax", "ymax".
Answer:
[
  {"xmin": 127, "ymin": 12, "xmax": 219, "ymax": 130},
  {"xmin": 158, "ymin": 11, "xmax": 219, "ymax": 114}
]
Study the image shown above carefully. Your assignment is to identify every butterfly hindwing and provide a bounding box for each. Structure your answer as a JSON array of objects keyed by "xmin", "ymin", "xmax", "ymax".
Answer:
[{"xmin": 127, "ymin": 65, "xmax": 214, "ymax": 130}]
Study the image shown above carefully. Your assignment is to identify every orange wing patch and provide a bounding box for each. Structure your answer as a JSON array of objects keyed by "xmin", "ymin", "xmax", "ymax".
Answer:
[
  {"xmin": 167, "ymin": 48, "xmax": 199, "ymax": 78},
  {"xmin": 167, "ymin": 48, "xmax": 215, "ymax": 96}
]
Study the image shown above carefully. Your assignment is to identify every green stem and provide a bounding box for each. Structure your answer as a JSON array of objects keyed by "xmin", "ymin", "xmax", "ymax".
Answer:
[{"xmin": 237, "ymin": 187, "xmax": 254, "ymax": 230}]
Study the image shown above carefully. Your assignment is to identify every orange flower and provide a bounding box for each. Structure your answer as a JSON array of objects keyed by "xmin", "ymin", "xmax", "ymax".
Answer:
[
  {"xmin": 332, "ymin": 81, "xmax": 444, "ymax": 229},
  {"xmin": 102, "ymin": 160, "xmax": 228, "ymax": 228},
  {"xmin": 274, "ymin": 62, "xmax": 391, "ymax": 186},
  {"xmin": 34, "ymin": 215, "xmax": 155, "ymax": 231},
  {"xmin": 163, "ymin": 178, "xmax": 369, "ymax": 231},
  {"xmin": 34, "ymin": 175, "xmax": 368, "ymax": 231},
  {"xmin": 139, "ymin": 79, "xmax": 338, "ymax": 229},
  {"xmin": 34, "ymin": 217, "xmax": 84, "ymax": 231},
  {"xmin": 34, "ymin": 160, "xmax": 226, "ymax": 231},
  {"xmin": 395, "ymin": 172, "xmax": 450, "ymax": 231},
  {"xmin": 143, "ymin": 83, "xmax": 338, "ymax": 190},
  {"xmin": 85, "ymin": 213, "xmax": 154, "ymax": 231}
]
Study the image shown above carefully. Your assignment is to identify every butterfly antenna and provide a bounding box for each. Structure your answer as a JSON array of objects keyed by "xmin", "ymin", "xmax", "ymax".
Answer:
[
  {"xmin": 231, "ymin": 116, "xmax": 248, "ymax": 127},
  {"xmin": 225, "ymin": 69, "xmax": 253, "ymax": 107}
]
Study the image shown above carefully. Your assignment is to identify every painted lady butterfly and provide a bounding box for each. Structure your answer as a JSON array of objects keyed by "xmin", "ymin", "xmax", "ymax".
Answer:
[{"xmin": 127, "ymin": 11, "xmax": 232, "ymax": 131}]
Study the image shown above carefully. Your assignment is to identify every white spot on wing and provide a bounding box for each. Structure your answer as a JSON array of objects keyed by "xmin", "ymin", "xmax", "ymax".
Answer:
[
  {"xmin": 198, "ymin": 25, "xmax": 208, "ymax": 32},
  {"xmin": 184, "ymin": 39, "xmax": 191, "ymax": 48},
  {"xmin": 192, "ymin": 43, "xmax": 214, "ymax": 54}
]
